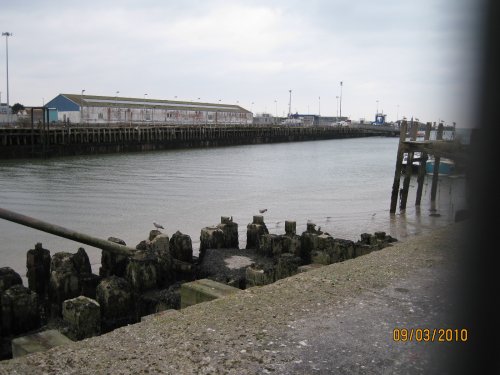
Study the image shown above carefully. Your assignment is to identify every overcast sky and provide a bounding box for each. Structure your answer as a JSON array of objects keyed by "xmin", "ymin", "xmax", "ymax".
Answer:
[{"xmin": 0, "ymin": 0, "xmax": 483, "ymax": 126}]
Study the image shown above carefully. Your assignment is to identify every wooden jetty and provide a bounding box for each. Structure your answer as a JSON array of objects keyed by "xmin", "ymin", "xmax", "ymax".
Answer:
[
  {"xmin": 390, "ymin": 120, "xmax": 472, "ymax": 213},
  {"xmin": 0, "ymin": 124, "xmax": 399, "ymax": 159}
]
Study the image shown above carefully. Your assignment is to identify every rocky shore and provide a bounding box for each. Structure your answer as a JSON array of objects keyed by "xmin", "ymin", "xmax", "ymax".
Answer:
[{"xmin": 0, "ymin": 221, "xmax": 470, "ymax": 374}]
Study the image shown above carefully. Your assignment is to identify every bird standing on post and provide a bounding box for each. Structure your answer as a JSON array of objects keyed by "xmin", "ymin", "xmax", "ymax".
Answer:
[
  {"xmin": 153, "ymin": 222, "xmax": 164, "ymax": 230},
  {"xmin": 259, "ymin": 209, "xmax": 267, "ymax": 214}
]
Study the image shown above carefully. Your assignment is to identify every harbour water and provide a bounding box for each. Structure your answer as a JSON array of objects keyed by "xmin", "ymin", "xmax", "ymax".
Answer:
[{"xmin": 0, "ymin": 136, "xmax": 467, "ymax": 279}]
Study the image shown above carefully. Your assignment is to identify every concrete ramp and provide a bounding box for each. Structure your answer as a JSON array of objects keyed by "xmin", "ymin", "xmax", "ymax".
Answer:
[{"xmin": 180, "ymin": 278, "xmax": 240, "ymax": 308}]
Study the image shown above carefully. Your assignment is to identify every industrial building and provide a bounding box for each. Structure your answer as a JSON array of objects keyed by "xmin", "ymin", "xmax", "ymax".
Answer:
[{"xmin": 44, "ymin": 94, "xmax": 253, "ymax": 126}]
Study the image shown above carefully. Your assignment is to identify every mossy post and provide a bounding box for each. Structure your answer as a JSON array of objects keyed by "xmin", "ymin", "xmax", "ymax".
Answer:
[{"xmin": 390, "ymin": 120, "xmax": 408, "ymax": 213}]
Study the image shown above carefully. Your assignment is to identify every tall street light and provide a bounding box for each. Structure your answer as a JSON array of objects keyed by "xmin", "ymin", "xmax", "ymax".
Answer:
[
  {"xmin": 2, "ymin": 32, "xmax": 12, "ymax": 121},
  {"xmin": 339, "ymin": 81, "xmax": 343, "ymax": 118},
  {"xmin": 336, "ymin": 96, "xmax": 339, "ymax": 118},
  {"xmin": 143, "ymin": 93, "xmax": 148, "ymax": 124},
  {"xmin": 318, "ymin": 96, "xmax": 321, "ymax": 117},
  {"xmin": 274, "ymin": 100, "xmax": 277, "ymax": 123},
  {"xmin": 396, "ymin": 104, "xmax": 399, "ymax": 123},
  {"xmin": 288, "ymin": 90, "xmax": 292, "ymax": 117},
  {"xmin": 376, "ymin": 100, "xmax": 379, "ymax": 115}
]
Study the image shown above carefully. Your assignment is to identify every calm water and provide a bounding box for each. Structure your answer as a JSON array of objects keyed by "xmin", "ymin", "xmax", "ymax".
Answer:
[{"xmin": 0, "ymin": 137, "xmax": 467, "ymax": 279}]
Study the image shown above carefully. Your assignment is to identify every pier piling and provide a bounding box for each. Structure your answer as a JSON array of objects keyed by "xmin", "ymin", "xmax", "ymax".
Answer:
[
  {"xmin": 430, "ymin": 123, "xmax": 444, "ymax": 204},
  {"xmin": 390, "ymin": 121, "xmax": 408, "ymax": 213},
  {"xmin": 415, "ymin": 123, "xmax": 432, "ymax": 205}
]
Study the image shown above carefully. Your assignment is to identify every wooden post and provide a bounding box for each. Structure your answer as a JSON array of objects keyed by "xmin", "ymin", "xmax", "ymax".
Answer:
[
  {"xmin": 415, "ymin": 122, "xmax": 432, "ymax": 205},
  {"xmin": 430, "ymin": 123, "xmax": 444, "ymax": 203},
  {"xmin": 390, "ymin": 120, "xmax": 408, "ymax": 213},
  {"xmin": 399, "ymin": 120, "xmax": 418, "ymax": 210}
]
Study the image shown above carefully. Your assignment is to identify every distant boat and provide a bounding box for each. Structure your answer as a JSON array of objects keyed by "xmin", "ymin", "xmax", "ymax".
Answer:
[{"xmin": 425, "ymin": 157, "xmax": 455, "ymax": 175}]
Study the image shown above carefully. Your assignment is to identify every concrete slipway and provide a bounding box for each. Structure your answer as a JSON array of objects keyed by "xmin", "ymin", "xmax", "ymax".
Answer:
[{"xmin": 0, "ymin": 222, "xmax": 473, "ymax": 374}]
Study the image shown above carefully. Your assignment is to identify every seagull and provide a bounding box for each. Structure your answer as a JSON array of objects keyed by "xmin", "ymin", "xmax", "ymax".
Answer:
[
  {"xmin": 153, "ymin": 222, "xmax": 164, "ymax": 230},
  {"xmin": 259, "ymin": 209, "xmax": 267, "ymax": 214}
]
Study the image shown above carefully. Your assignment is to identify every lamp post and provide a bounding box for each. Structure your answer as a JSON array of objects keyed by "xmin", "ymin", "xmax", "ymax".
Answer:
[
  {"xmin": 274, "ymin": 100, "xmax": 277, "ymax": 124},
  {"xmin": 376, "ymin": 100, "xmax": 379, "ymax": 115},
  {"xmin": 318, "ymin": 96, "xmax": 321, "ymax": 117},
  {"xmin": 396, "ymin": 104, "xmax": 399, "ymax": 123},
  {"xmin": 336, "ymin": 96, "xmax": 339, "ymax": 118},
  {"xmin": 339, "ymin": 81, "xmax": 343, "ymax": 118},
  {"xmin": 2, "ymin": 32, "xmax": 12, "ymax": 123},
  {"xmin": 81, "ymin": 89, "xmax": 85, "ymax": 124},
  {"xmin": 143, "ymin": 93, "xmax": 147, "ymax": 124},
  {"xmin": 288, "ymin": 90, "xmax": 292, "ymax": 117}
]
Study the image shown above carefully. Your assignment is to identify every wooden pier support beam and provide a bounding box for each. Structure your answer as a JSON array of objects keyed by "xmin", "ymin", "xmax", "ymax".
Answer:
[
  {"xmin": 390, "ymin": 120, "xmax": 408, "ymax": 213},
  {"xmin": 415, "ymin": 122, "xmax": 432, "ymax": 205},
  {"xmin": 430, "ymin": 123, "xmax": 444, "ymax": 204},
  {"xmin": 399, "ymin": 120, "xmax": 419, "ymax": 211}
]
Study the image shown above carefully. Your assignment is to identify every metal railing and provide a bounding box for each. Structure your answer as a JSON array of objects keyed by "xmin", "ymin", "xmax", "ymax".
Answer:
[{"xmin": 0, "ymin": 207, "xmax": 135, "ymax": 256}]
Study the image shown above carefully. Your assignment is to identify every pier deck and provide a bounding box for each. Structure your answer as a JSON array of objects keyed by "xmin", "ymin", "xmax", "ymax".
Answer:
[{"xmin": 0, "ymin": 124, "xmax": 399, "ymax": 159}]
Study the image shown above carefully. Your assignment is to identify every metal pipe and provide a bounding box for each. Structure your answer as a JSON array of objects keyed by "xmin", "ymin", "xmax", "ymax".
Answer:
[{"xmin": 0, "ymin": 207, "xmax": 135, "ymax": 256}]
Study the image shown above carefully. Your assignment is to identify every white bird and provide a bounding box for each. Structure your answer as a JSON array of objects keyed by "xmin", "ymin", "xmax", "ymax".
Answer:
[
  {"xmin": 153, "ymin": 222, "xmax": 164, "ymax": 230},
  {"xmin": 259, "ymin": 209, "xmax": 268, "ymax": 214}
]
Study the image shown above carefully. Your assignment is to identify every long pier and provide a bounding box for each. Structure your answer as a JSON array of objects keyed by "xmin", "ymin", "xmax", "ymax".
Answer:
[{"xmin": 0, "ymin": 124, "xmax": 399, "ymax": 159}]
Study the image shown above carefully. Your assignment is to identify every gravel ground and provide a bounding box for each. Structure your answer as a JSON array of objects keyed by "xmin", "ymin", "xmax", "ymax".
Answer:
[{"xmin": 0, "ymin": 222, "xmax": 472, "ymax": 374}]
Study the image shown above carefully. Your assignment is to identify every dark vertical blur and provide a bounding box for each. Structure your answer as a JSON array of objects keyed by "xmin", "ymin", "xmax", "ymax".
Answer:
[{"xmin": 454, "ymin": 0, "xmax": 500, "ymax": 373}]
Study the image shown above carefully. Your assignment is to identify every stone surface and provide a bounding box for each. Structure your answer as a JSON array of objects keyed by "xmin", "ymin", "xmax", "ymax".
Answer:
[
  {"xmin": 180, "ymin": 278, "xmax": 240, "ymax": 309},
  {"xmin": 297, "ymin": 263, "xmax": 325, "ymax": 273},
  {"xmin": 140, "ymin": 308, "xmax": 181, "ymax": 322},
  {"xmin": 11, "ymin": 330, "xmax": 72, "ymax": 358},
  {"xmin": 0, "ymin": 224, "xmax": 469, "ymax": 374},
  {"xmin": 62, "ymin": 296, "xmax": 101, "ymax": 341}
]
